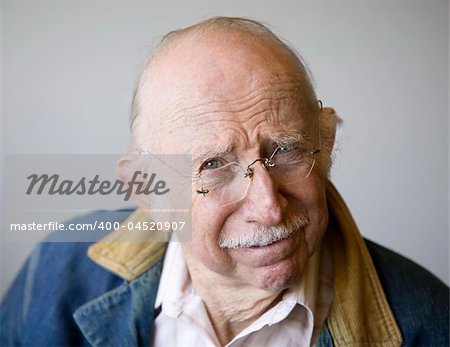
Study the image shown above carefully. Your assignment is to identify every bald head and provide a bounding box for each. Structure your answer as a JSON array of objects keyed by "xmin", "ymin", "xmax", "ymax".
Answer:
[{"xmin": 129, "ymin": 17, "xmax": 321, "ymax": 153}]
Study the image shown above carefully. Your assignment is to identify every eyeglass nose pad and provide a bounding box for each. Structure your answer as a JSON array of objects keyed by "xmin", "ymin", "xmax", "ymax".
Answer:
[
  {"xmin": 244, "ymin": 167, "xmax": 254, "ymax": 179},
  {"xmin": 244, "ymin": 158, "xmax": 272, "ymax": 179}
]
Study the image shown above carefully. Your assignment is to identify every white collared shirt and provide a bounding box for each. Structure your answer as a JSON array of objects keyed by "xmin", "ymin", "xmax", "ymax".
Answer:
[{"xmin": 152, "ymin": 241, "xmax": 333, "ymax": 347}]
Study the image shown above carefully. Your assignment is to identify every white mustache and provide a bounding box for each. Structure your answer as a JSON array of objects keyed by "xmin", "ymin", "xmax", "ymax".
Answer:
[{"xmin": 218, "ymin": 214, "xmax": 310, "ymax": 249}]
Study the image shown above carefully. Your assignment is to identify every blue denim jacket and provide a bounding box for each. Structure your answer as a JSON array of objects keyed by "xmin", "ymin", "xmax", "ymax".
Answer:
[{"xmin": 1, "ymin": 184, "xmax": 449, "ymax": 346}]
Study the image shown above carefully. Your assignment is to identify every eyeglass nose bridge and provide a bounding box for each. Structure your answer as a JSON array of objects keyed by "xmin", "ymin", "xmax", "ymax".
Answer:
[{"xmin": 244, "ymin": 157, "xmax": 274, "ymax": 179}]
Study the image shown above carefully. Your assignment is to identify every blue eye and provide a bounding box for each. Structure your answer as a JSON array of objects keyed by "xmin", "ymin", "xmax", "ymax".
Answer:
[{"xmin": 200, "ymin": 158, "xmax": 223, "ymax": 170}]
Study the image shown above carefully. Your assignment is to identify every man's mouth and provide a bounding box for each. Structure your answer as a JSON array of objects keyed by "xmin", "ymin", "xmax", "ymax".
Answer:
[
  {"xmin": 245, "ymin": 232, "xmax": 293, "ymax": 248},
  {"xmin": 219, "ymin": 214, "xmax": 309, "ymax": 249}
]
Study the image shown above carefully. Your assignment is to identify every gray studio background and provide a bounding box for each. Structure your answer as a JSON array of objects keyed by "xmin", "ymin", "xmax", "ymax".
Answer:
[{"xmin": 1, "ymin": 0, "xmax": 449, "ymax": 297}]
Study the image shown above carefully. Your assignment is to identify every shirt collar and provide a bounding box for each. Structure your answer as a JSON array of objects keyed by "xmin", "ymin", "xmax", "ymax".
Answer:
[{"xmin": 154, "ymin": 241, "xmax": 193, "ymax": 317}]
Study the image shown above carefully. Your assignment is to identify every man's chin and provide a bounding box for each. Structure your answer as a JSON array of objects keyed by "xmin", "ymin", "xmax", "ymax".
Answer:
[
  {"xmin": 233, "ymin": 251, "xmax": 304, "ymax": 293},
  {"xmin": 255, "ymin": 259, "xmax": 300, "ymax": 292}
]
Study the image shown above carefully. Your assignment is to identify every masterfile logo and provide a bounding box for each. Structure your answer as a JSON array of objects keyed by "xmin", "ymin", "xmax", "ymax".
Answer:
[
  {"xmin": 26, "ymin": 171, "xmax": 170, "ymax": 201},
  {"xmin": 3, "ymin": 154, "xmax": 192, "ymax": 243}
]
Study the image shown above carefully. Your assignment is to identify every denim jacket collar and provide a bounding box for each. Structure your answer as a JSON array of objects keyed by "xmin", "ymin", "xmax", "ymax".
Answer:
[
  {"xmin": 75, "ymin": 181, "xmax": 402, "ymax": 347},
  {"xmin": 73, "ymin": 259, "xmax": 163, "ymax": 347}
]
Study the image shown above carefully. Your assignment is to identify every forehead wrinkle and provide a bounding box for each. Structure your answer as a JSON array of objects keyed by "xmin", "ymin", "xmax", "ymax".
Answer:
[
  {"xmin": 157, "ymin": 79, "xmax": 304, "ymax": 126},
  {"xmin": 165, "ymin": 96, "xmax": 284, "ymax": 127},
  {"xmin": 167, "ymin": 99, "xmax": 309, "ymax": 155},
  {"xmin": 164, "ymin": 95, "xmax": 302, "ymax": 143}
]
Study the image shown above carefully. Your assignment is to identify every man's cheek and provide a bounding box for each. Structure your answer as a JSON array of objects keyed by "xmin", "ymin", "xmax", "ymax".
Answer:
[{"xmin": 191, "ymin": 217, "xmax": 225, "ymax": 259}]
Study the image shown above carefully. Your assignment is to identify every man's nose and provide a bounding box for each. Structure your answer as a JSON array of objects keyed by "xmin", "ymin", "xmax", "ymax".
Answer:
[{"xmin": 242, "ymin": 164, "xmax": 287, "ymax": 227}]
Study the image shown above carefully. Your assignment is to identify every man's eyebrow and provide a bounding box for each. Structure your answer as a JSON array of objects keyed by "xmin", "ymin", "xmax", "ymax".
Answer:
[
  {"xmin": 192, "ymin": 143, "xmax": 234, "ymax": 161},
  {"xmin": 269, "ymin": 131, "xmax": 309, "ymax": 144}
]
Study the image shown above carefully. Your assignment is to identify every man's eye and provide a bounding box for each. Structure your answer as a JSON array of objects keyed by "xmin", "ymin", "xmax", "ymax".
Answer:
[
  {"xmin": 277, "ymin": 144, "xmax": 299, "ymax": 153},
  {"xmin": 200, "ymin": 158, "xmax": 224, "ymax": 170}
]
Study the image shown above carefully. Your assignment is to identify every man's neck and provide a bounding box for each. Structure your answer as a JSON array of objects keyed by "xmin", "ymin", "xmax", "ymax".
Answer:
[{"xmin": 182, "ymin": 251, "xmax": 284, "ymax": 345}]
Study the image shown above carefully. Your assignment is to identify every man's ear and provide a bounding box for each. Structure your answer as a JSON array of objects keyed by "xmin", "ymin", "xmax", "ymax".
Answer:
[
  {"xmin": 117, "ymin": 155, "xmax": 149, "ymax": 207},
  {"xmin": 319, "ymin": 107, "xmax": 341, "ymax": 173},
  {"xmin": 321, "ymin": 107, "xmax": 338, "ymax": 150},
  {"xmin": 117, "ymin": 155, "xmax": 132, "ymax": 183}
]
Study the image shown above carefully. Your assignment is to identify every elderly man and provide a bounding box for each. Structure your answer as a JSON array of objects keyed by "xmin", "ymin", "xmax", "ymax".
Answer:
[{"xmin": 1, "ymin": 17, "xmax": 448, "ymax": 347}]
